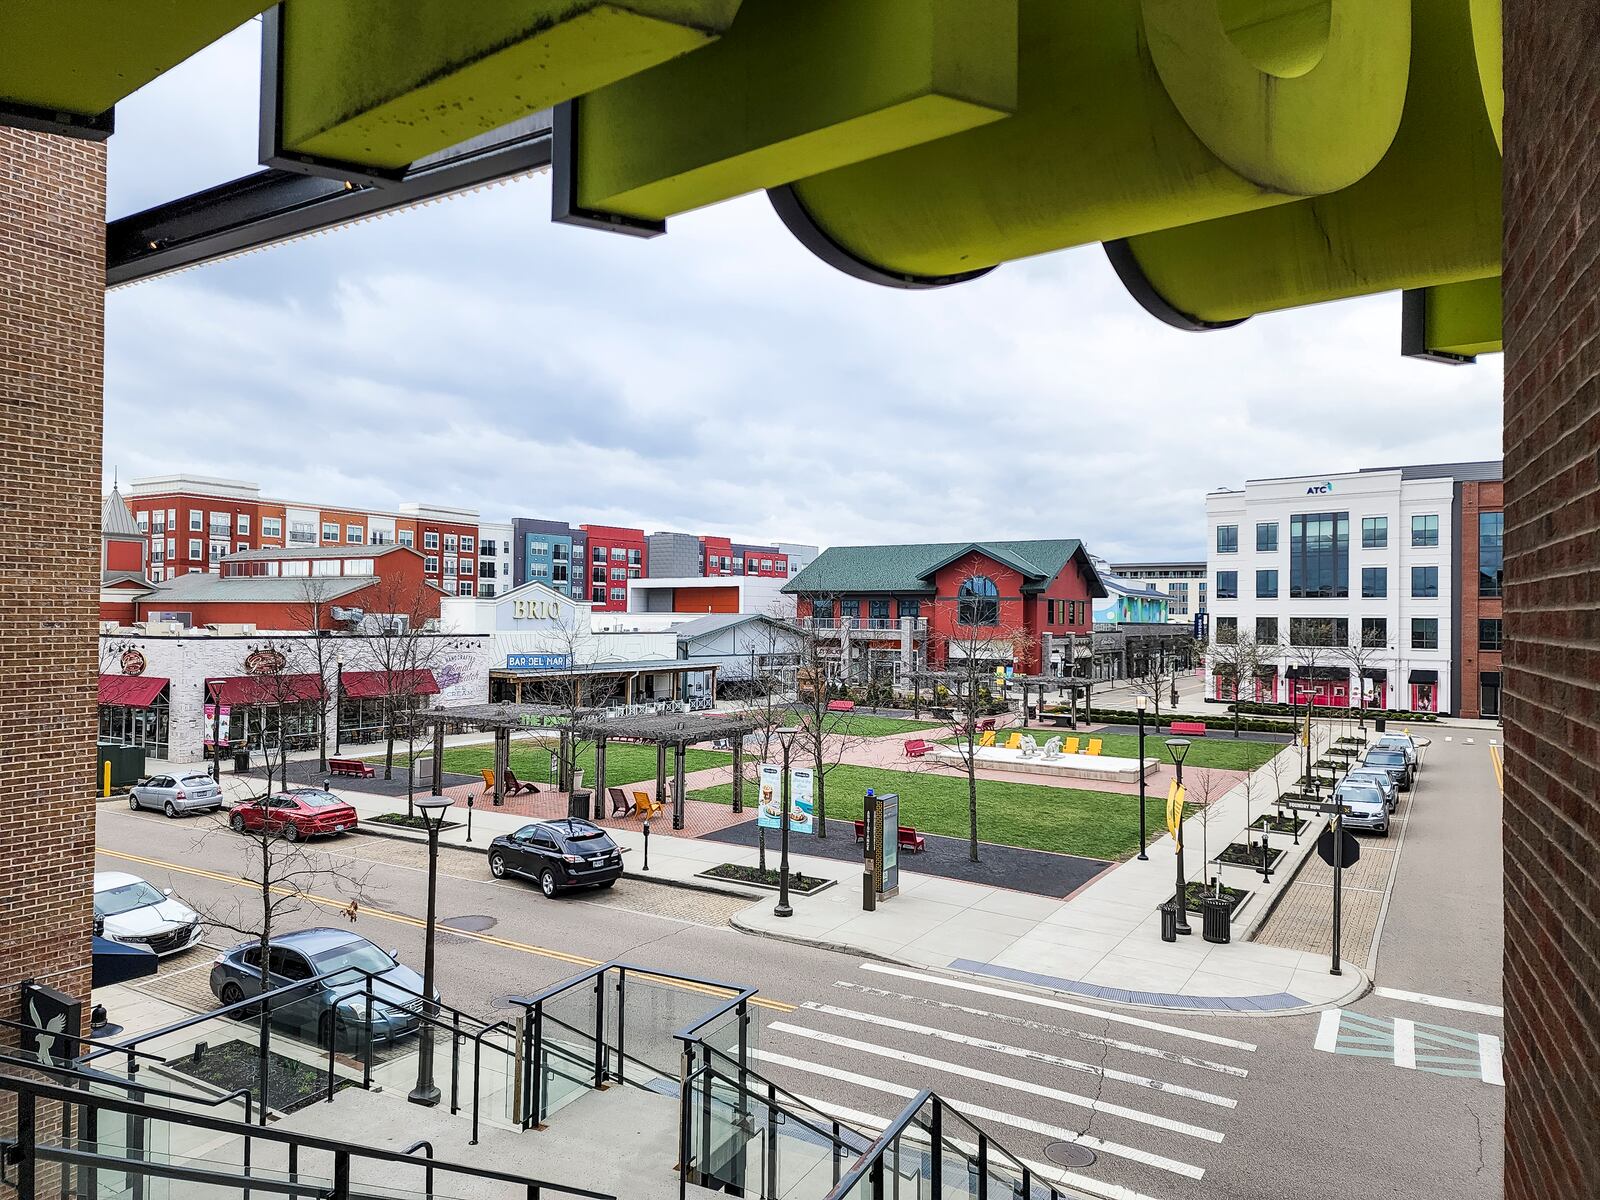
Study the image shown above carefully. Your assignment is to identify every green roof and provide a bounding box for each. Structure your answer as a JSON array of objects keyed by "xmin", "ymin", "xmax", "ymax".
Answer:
[{"xmin": 783, "ymin": 540, "xmax": 1105, "ymax": 597}]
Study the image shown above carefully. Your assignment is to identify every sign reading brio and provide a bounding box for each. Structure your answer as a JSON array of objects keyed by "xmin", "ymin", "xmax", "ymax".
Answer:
[
  {"xmin": 506, "ymin": 653, "xmax": 573, "ymax": 671},
  {"xmin": 511, "ymin": 599, "xmax": 564, "ymax": 621}
]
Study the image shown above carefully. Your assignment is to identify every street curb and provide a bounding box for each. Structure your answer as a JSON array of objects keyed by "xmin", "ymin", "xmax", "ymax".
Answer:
[{"xmin": 351, "ymin": 823, "xmax": 765, "ymax": 902}]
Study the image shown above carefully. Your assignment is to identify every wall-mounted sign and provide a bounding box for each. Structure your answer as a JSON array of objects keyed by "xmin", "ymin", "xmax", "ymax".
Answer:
[
  {"xmin": 244, "ymin": 649, "xmax": 286, "ymax": 675},
  {"xmin": 120, "ymin": 649, "xmax": 147, "ymax": 676},
  {"xmin": 1305, "ymin": 481, "xmax": 1335, "ymax": 495},
  {"xmin": 506, "ymin": 652, "xmax": 573, "ymax": 671},
  {"xmin": 511, "ymin": 599, "xmax": 564, "ymax": 621},
  {"xmin": 19, "ymin": 980, "xmax": 81, "ymax": 1069}
]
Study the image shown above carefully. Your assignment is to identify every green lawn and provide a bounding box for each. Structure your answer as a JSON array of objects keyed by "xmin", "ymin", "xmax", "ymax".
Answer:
[
  {"xmin": 688, "ymin": 763, "xmax": 1182, "ymax": 861},
  {"xmin": 947, "ymin": 729, "xmax": 1284, "ymax": 772},
  {"xmin": 369, "ymin": 741, "xmax": 730, "ymax": 789},
  {"xmin": 830, "ymin": 714, "xmax": 944, "ymax": 739}
]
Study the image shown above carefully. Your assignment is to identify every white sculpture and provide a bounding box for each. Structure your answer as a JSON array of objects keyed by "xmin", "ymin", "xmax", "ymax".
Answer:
[
  {"xmin": 1042, "ymin": 736, "xmax": 1062, "ymax": 759},
  {"xmin": 1019, "ymin": 735, "xmax": 1038, "ymax": 758}
]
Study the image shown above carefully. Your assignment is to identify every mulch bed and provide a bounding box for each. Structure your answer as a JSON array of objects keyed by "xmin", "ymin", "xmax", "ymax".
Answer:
[{"xmin": 166, "ymin": 1038, "xmax": 354, "ymax": 1114}]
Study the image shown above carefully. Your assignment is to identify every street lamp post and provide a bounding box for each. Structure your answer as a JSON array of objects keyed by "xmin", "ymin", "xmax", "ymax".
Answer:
[
  {"xmin": 775, "ymin": 726, "xmax": 799, "ymax": 918},
  {"xmin": 1165, "ymin": 737, "xmax": 1192, "ymax": 935},
  {"xmin": 408, "ymin": 793, "xmax": 453, "ymax": 1106},
  {"xmin": 333, "ymin": 655, "xmax": 344, "ymax": 756},
  {"xmin": 1135, "ymin": 695, "xmax": 1149, "ymax": 860}
]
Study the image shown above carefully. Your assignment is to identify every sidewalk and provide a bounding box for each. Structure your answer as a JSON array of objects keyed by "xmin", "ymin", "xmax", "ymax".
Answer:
[{"xmin": 329, "ymin": 736, "xmax": 1368, "ymax": 1016}]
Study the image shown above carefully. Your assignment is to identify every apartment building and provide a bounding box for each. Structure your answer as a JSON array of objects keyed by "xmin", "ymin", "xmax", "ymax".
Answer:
[
  {"xmin": 510, "ymin": 518, "xmax": 585, "ymax": 598},
  {"xmin": 1204, "ymin": 461, "xmax": 1503, "ymax": 715},
  {"xmin": 476, "ymin": 520, "xmax": 513, "ymax": 598},
  {"xmin": 1108, "ymin": 560, "xmax": 1207, "ymax": 620},
  {"xmin": 581, "ymin": 524, "xmax": 648, "ymax": 611},
  {"xmin": 648, "ymin": 531, "xmax": 802, "ymax": 578}
]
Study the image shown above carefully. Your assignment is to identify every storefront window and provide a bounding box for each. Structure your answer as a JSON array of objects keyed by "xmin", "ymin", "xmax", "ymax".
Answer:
[{"xmin": 98, "ymin": 694, "xmax": 170, "ymax": 759}]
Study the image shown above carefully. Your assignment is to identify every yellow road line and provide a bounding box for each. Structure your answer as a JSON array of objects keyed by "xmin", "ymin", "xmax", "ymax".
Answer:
[
  {"xmin": 97, "ymin": 847, "xmax": 793, "ymax": 1013},
  {"xmin": 1489, "ymin": 743, "xmax": 1504, "ymax": 793}
]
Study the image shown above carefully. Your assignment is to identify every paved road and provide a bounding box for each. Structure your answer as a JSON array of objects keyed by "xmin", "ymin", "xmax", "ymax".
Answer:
[{"xmin": 94, "ymin": 744, "xmax": 1504, "ymax": 1200}]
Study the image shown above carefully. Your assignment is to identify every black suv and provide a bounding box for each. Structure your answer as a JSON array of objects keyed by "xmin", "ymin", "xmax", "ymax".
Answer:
[{"xmin": 489, "ymin": 818, "xmax": 623, "ymax": 897}]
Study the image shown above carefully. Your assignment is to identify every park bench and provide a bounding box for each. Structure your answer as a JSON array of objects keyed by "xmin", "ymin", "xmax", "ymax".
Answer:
[
  {"xmin": 903, "ymin": 739, "xmax": 935, "ymax": 758},
  {"xmin": 978, "ymin": 717, "xmax": 996, "ymax": 732},
  {"xmin": 827, "ymin": 699, "xmax": 856, "ymax": 713},
  {"xmin": 851, "ymin": 821, "xmax": 928, "ymax": 853},
  {"xmin": 328, "ymin": 758, "xmax": 373, "ymax": 778},
  {"xmin": 1169, "ymin": 721, "xmax": 1207, "ymax": 736}
]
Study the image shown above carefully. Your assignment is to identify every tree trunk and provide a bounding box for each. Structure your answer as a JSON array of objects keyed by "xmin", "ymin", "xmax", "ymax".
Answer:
[
  {"xmin": 758, "ymin": 825, "xmax": 767, "ymax": 874},
  {"xmin": 383, "ymin": 701, "xmax": 396, "ymax": 781},
  {"xmin": 966, "ymin": 732, "xmax": 980, "ymax": 863},
  {"xmin": 317, "ymin": 672, "xmax": 328, "ymax": 772},
  {"xmin": 815, "ymin": 769, "xmax": 827, "ymax": 839}
]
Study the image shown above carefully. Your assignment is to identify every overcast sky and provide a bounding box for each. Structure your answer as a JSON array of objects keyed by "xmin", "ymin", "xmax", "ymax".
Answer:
[{"xmin": 104, "ymin": 20, "xmax": 1502, "ymax": 562}]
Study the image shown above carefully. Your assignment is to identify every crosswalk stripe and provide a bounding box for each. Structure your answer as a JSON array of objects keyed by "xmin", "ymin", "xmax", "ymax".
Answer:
[
  {"xmin": 860, "ymin": 963, "xmax": 1256, "ymax": 1052},
  {"xmin": 1373, "ymin": 986, "xmax": 1504, "ymax": 1018},
  {"xmin": 1479, "ymin": 1033, "xmax": 1504, "ymax": 1087},
  {"xmin": 801, "ymin": 1002, "xmax": 1237, "ymax": 1109},
  {"xmin": 832, "ymin": 981, "xmax": 1248, "ymax": 1078},
  {"xmin": 1393, "ymin": 1018, "xmax": 1416, "ymax": 1070},
  {"xmin": 1314, "ymin": 1009, "xmax": 1341, "ymax": 1053},
  {"xmin": 769, "ymin": 1022, "xmax": 1224, "ymax": 1143},
  {"xmin": 758, "ymin": 1050, "xmax": 1206, "ymax": 1180}
]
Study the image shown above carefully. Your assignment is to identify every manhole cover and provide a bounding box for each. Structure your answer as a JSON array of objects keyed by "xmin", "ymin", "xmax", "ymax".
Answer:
[
  {"xmin": 439, "ymin": 914, "xmax": 496, "ymax": 932},
  {"xmin": 1043, "ymin": 1141, "xmax": 1097, "ymax": 1170},
  {"xmin": 489, "ymin": 994, "xmax": 523, "ymax": 1011}
]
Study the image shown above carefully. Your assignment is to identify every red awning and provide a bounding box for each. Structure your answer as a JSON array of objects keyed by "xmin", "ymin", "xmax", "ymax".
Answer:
[
  {"xmin": 207, "ymin": 674, "xmax": 326, "ymax": 706},
  {"xmin": 99, "ymin": 675, "xmax": 169, "ymax": 708},
  {"xmin": 339, "ymin": 669, "xmax": 440, "ymax": 700}
]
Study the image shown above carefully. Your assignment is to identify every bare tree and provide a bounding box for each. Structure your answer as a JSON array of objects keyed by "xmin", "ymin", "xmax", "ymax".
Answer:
[
  {"xmin": 350, "ymin": 571, "xmax": 455, "ymax": 795},
  {"xmin": 236, "ymin": 636, "xmax": 319, "ymax": 797},
  {"xmin": 735, "ymin": 615, "xmax": 804, "ymax": 871},
  {"xmin": 1208, "ymin": 630, "xmax": 1276, "ymax": 737},
  {"xmin": 787, "ymin": 601, "xmax": 869, "ymax": 840},
  {"xmin": 1185, "ymin": 766, "xmax": 1231, "ymax": 877},
  {"xmin": 1333, "ymin": 621, "xmax": 1389, "ymax": 731},
  {"xmin": 1127, "ymin": 636, "xmax": 1202, "ymax": 721},
  {"xmin": 290, "ymin": 575, "xmax": 347, "ymax": 773},
  {"xmin": 1284, "ymin": 619, "xmax": 1340, "ymax": 792}
]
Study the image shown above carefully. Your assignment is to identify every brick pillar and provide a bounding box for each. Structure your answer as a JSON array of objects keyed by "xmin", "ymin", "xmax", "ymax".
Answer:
[
  {"xmin": 1503, "ymin": 4, "xmax": 1600, "ymax": 1197},
  {"xmin": 0, "ymin": 129, "xmax": 106, "ymax": 1026}
]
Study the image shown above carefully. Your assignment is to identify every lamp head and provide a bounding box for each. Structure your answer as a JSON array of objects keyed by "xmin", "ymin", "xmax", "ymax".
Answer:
[
  {"xmin": 416, "ymin": 793, "xmax": 453, "ymax": 827},
  {"xmin": 1164, "ymin": 737, "xmax": 1191, "ymax": 766},
  {"xmin": 1136, "ymin": 696, "xmax": 1147, "ymax": 713}
]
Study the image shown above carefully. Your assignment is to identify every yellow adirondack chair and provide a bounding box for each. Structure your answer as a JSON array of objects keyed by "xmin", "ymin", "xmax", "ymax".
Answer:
[
  {"xmin": 480, "ymin": 768, "xmax": 497, "ymax": 792},
  {"xmin": 979, "ymin": 731, "xmax": 995, "ymax": 748},
  {"xmin": 1085, "ymin": 738, "xmax": 1104, "ymax": 757},
  {"xmin": 1063, "ymin": 737, "xmax": 1080, "ymax": 755},
  {"xmin": 1004, "ymin": 732, "xmax": 1022, "ymax": 750},
  {"xmin": 633, "ymin": 790, "xmax": 663, "ymax": 820}
]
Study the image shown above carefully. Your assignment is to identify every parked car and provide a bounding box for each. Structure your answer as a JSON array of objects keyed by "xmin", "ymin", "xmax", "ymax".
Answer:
[
  {"xmin": 1373, "ymin": 733, "xmax": 1421, "ymax": 771},
  {"xmin": 209, "ymin": 928, "xmax": 437, "ymax": 1050},
  {"xmin": 129, "ymin": 771, "xmax": 225, "ymax": 817},
  {"xmin": 1361, "ymin": 747, "xmax": 1413, "ymax": 791},
  {"xmin": 93, "ymin": 871, "xmax": 204, "ymax": 956},
  {"xmin": 1345, "ymin": 766, "xmax": 1399, "ymax": 814},
  {"xmin": 489, "ymin": 818, "xmax": 623, "ymax": 897},
  {"xmin": 227, "ymin": 789, "xmax": 357, "ymax": 841},
  {"xmin": 1334, "ymin": 780, "xmax": 1390, "ymax": 837}
]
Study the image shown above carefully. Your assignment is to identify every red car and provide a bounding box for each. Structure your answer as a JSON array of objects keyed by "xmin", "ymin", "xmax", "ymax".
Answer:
[{"xmin": 228, "ymin": 789, "xmax": 358, "ymax": 841}]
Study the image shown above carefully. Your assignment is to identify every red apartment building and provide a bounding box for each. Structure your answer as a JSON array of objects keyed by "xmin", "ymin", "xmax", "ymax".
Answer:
[
  {"xmin": 581, "ymin": 523, "xmax": 648, "ymax": 610},
  {"xmin": 1457, "ymin": 478, "xmax": 1505, "ymax": 719},
  {"xmin": 784, "ymin": 539, "xmax": 1105, "ymax": 679},
  {"xmin": 101, "ymin": 486, "xmax": 155, "ymax": 624}
]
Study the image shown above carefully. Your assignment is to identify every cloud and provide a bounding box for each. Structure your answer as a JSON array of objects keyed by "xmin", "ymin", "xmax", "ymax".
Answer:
[{"xmin": 104, "ymin": 23, "xmax": 1503, "ymax": 562}]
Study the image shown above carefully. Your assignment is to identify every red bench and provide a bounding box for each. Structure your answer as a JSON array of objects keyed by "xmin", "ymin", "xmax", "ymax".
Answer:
[
  {"xmin": 1169, "ymin": 721, "xmax": 1207, "ymax": 736},
  {"xmin": 852, "ymin": 821, "xmax": 928, "ymax": 853},
  {"xmin": 827, "ymin": 699, "xmax": 856, "ymax": 713},
  {"xmin": 978, "ymin": 717, "xmax": 996, "ymax": 732},
  {"xmin": 904, "ymin": 739, "xmax": 934, "ymax": 758},
  {"xmin": 328, "ymin": 758, "xmax": 374, "ymax": 778}
]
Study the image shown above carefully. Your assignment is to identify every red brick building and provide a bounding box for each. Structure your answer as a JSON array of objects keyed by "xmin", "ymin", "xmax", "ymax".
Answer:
[
  {"xmin": 100, "ymin": 486, "xmax": 154, "ymax": 624},
  {"xmin": 1457, "ymin": 479, "xmax": 1505, "ymax": 719},
  {"xmin": 784, "ymin": 539, "xmax": 1105, "ymax": 680},
  {"xmin": 580, "ymin": 523, "xmax": 648, "ymax": 610}
]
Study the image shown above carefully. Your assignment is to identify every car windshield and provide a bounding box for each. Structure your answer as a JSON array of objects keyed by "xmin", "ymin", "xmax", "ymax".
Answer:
[
  {"xmin": 1348, "ymin": 770, "xmax": 1389, "ymax": 786},
  {"xmin": 309, "ymin": 940, "xmax": 395, "ymax": 976},
  {"xmin": 180, "ymin": 775, "xmax": 215, "ymax": 787},
  {"xmin": 95, "ymin": 881, "xmax": 165, "ymax": 917},
  {"xmin": 1339, "ymin": 786, "xmax": 1384, "ymax": 807},
  {"xmin": 565, "ymin": 829, "xmax": 608, "ymax": 844},
  {"xmin": 1366, "ymin": 751, "xmax": 1404, "ymax": 765},
  {"xmin": 293, "ymin": 791, "xmax": 343, "ymax": 808}
]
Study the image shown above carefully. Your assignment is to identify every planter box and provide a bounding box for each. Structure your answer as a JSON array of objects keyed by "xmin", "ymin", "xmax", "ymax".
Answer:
[{"xmin": 696, "ymin": 865, "xmax": 836, "ymax": 895}]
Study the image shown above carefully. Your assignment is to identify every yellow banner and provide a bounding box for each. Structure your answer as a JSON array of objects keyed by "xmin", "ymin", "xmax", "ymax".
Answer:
[{"xmin": 1165, "ymin": 780, "xmax": 1185, "ymax": 843}]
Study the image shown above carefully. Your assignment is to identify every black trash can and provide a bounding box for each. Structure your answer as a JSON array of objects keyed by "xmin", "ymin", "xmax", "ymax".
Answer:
[
  {"xmin": 233, "ymin": 748, "xmax": 251, "ymax": 773},
  {"xmin": 1159, "ymin": 901, "xmax": 1178, "ymax": 943},
  {"xmin": 1374, "ymin": 715, "xmax": 1387, "ymax": 733},
  {"xmin": 569, "ymin": 789, "xmax": 592, "ymax": 820},
  {"xmin": 1201, "ymin": 895, "xmax": 1232, "ymax": 944}
]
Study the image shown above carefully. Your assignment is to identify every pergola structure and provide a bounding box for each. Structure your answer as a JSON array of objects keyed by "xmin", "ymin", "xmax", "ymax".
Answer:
[
  {"xmin": 411, "ymin": 703, "xmax": 577, "ymax": 808},
  {"xmin": 571, "ymin": 710, "xmax": 766, "ymax": 830}
]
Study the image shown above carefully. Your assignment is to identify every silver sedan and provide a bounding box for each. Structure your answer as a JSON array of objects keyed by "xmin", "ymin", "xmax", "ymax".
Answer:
[{"xmin": 129, "ymin": 771, "xmax": 225, "ymax": 817}]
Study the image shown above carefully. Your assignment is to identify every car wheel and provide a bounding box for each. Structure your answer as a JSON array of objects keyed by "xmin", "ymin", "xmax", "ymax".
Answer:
[
  {"xmin": 219, "ymin": 982, "xmax": 245, "ymax": 1007},
  {"xmin": 230, "ymin": 813, "xmax": 246, "ymax": 833},
  {"xmin": 128, "ymin": 794, "xmax": 140, "ymax": 810},
  {"xmin": 488, "ymin": 852, "xmax": 507, "ymax": 879},
  {"xmin": 282, "ymin": 823, "xmax": 300, "ymax": 842},
  {"xmin": 539, "ymin": 868, "xmax": 558, "ymax": 898},
  {"xmin": 164, "ymin": 801, "xmax": 178, "ymax": 818}
]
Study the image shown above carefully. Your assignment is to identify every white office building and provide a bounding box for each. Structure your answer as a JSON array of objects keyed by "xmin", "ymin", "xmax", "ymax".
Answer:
[
  {"xmin": 1108, "ymin": 561, "xmax": 1207, "ymax": 621},
  {"xmin": 1205, "ymin": 465, "xmax": 1474, "ymax": 714}
]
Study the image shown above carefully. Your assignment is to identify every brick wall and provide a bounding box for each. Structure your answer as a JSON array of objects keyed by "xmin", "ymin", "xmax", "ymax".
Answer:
[
  {"xmin": 0, "ymin": 130, "xmax": 105, "ymax": 1029},
  {"xmin": 1457, "ymin": 480, "xmax": 1504, "ymax": 719},
  {"xmin": 1503, "ymin": 3, "xmax": 1600, "ymax": 1197}
]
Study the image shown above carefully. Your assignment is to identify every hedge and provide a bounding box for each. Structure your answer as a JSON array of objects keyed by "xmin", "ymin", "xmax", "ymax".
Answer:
[
  {"xmin": 1227, "ymin": 700, "xmax": 1439, "ymax": 723},
  {"xmin": 1082, "ymin": 708, "xmax": 1298, "ymax": 735}
]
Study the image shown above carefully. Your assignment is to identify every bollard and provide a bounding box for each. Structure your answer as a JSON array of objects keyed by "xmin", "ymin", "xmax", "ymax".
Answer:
[
  {"xmin": 103, "ymin": 760, "xmax": 111, "ymax": 799},
  {"xmin": 642, "ymin": 820, "xmax": 651, "ymax": 872}
]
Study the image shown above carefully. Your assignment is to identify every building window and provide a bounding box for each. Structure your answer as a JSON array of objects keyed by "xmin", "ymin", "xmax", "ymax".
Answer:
[
  {"xmin": 344, "ymin": 524, "xmax": 363, "ymax": 544},
  {"xmin": 609, "ymin": 547, "xmax": 625, "ymax": 561},
  {"xmin": 423, "ymin": 531, "xmax": 439, "ymax": 550},
  {"xmin": 1361, "ymin": 617, "xmax": 1388, "ymax": 648},
  {"xmin": 1411, "ymin": 514, "xmax": 1440, "ymax": 547},
  {"xmin": 1289, "ymin": 511, "xmax": 1350, "ymax": 598},
  {"xmin": 1410, "ymin": 565, "xmax": 1439, "ymax": 598},
  {"xmin": 461, "ymin": 535, "xmax": 475, "ymax": 553},
  {"xmin": 208, "ymin": 542, "xmax": 225, "ymax": 565},
  {"xmin": 322, "ymin": 522, "xmax": 339, "ymax": 542},
  {"xmin": 188, "ymin": 539, "xmax": 202, "ymax": 560},
  {"xmin": 135, "ymin": 511, "xmax": 148, "ymax": 533},
  {"xmin": 481, "ymin": 584, "xmax": 496, "ymax": 597},
  {"xmin": 443, "ymin": 557, "xmax": 457, "ymax": 577},
  {"xmin": 150, "ymin": 543, "xmax": 165, "ymax": 564},
  {"xmin": 1256, "ymin": 522, "xmax": 1278, "ymax": 552},
  {"xmin": 1361, "ymin": 566, "xmax": 1387, "ymax": 598},
  {"xmin": 610, "ymin": 588, "xmax": 625, "ymax": 601},
  {"xmin": 840, "ymin": 599, "xmax": 860, "ymax": 621},
  {"xmin": 611, "ymin": 567, "xmax": 626, "ymax": 581},
  {"xmin": 312, "ymin": 559, "xmax": 340, "ymax": 576},
  {"xmin": 1411, "ymin": 617, "xmax": 1439, "ymax": 650},
  {"xmin": 593, "ymin": 546, "xmax": 607, "ymax": 563},
  {"xmin": 1215, "ymin": 617, "xmax": 1238, "ymax": 644},
  {"xmin": 343, "ymin": 559, "xmax": 374, "ymax": 574},
  {"xmin": 869, "ymin": 599, "xmax": 891, "ymax": 622},
  {"xmin": 957, "ymin": 576, "xmax": 1000, "ymax": 626},
  {"xmin": 457, "ymin": 580, "xmax": 474, "ymax": 596},
  {"xmin": 628, "ymin": 550, "xmax": 642, "ymax": 566},
  {"xmin": 189, "ymin": 510, "xmax": 203, "ymax": 532},
  {"xmin": 1479, "ymin": 511, "xmax": 1504, "ymax": 597},
  {"xmin": 1361, "ymin": 516, "xmax": 1388, "ymax": 549},
  {"xmin": 289, "ymin": 521, "xmax": 315, "ymax": 545},
  {"xmin": 262, "ymin": 517, "xmax": 282, "ymax": 539},
  {"xmin": 443, "ymin": 534, "xmax": 457, "ymax": 552},
  {"xmin": 812, "ymin": 599, "xmax": 834, "ymax": 622},
  {"xmin": 237, "ymin": 513, "xmax": 250, "ymax": 534},
  {"xmin": 424, "ymin": 556, "xmax": 439, "ymax": 573},
  {"xmin": 236, "ymin": 541, "xmax": 249, "ymax": 554},
  {"xmin": 592, "ymin": 586, "xmax": 606, "ymax": 602},
  {"xmin": 1290, "ymin": 618, "xmax": 1348, "ymax": 646},
  {"xmin": 370, "ymin": 530, "xmax": 387, "ymax": 545},
  {"xmin": 479, "ymin": 561, "xmax": 496, "ymax": 578},
  {"xmin": 592, "ymin": 566, "xmax": 607, "ymax": 584},
  {"xmin": 901, "ymin": 599, "xmax": 920, "ymax": 621},
  {"xmin": 1255, "ymin": 569, "xmax": 1278, "ymax": 599},
  {"xmin": 1215, "ymin": 570, "xmax": 1238, "ymax": 600},
  {"xmin": 399, "ymin": 530, "xmax": 414, "ymax": 548},
  {"xmin": 1479, "ymin": 618, "xmax": 1503, "ymax": 651},
  {"xmin": 1216, "ymin": 525, "xmax": 1239, "ymax": 554},
  {"xmin": 1255, "ymin": 617, "xmax": 1278, "ymax": 644}
]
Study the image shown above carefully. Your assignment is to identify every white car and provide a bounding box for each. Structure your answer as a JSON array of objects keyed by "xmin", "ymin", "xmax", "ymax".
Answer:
[
  {"xmin": 1373, "ymin": 733, "xmax": 1423, "ymax": 770},
  {"xmin": 93, "ymin": 872, "xmax": 204, "ymax": 957}
]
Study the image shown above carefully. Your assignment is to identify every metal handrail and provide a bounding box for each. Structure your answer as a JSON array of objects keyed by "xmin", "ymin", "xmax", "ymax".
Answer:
[
  {"xmin": 685, "ymin": 1060, "xmax": 862, "ymax": 1154},
  {"xmin": 1, "ymin": 1071, "xmax": 616, "ymax": 1200},
  {"xmin": 695, "ymin": 1043, "xmax": 867, "ymax": 1148},
  {"xmin": 0, "ymin": 1016, "xmax": 168, "ymax": 1064}
]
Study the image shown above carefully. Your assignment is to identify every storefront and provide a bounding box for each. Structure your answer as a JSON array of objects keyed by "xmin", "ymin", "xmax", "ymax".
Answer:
[
  {"xmin": 1287, "ymin": 665, "xmax": 1351, "ymax": 708},
  {"xmin": 489, "ymin": 658, "xmax": 717, "ymax": 709},
  {"xmin": 97, "ymin": 674, "xmax": 171, "ymax": 760},
  {"xmin": 1479, "ymin": 670, "xmax": 1501, "ymax": 719},
  {"xmin": 205, "ymin": 672, "xmax": 326, "ymax": 753},
  {"xmin": 1409, "ymin": 669, "xmax": 1440, "ymax": 713},
  {"xmin": 1360, "ymin": 668, "xmax": 1388, "ymax": 710},
  {"xmin": 336, "ymin": 669, "xmax": 441, "ymax": 746}
]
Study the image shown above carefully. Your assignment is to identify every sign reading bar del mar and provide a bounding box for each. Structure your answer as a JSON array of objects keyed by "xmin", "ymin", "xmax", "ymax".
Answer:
[{"xmin": 506, "ymin": 652, "xmax": 573, "ymax": 671}]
